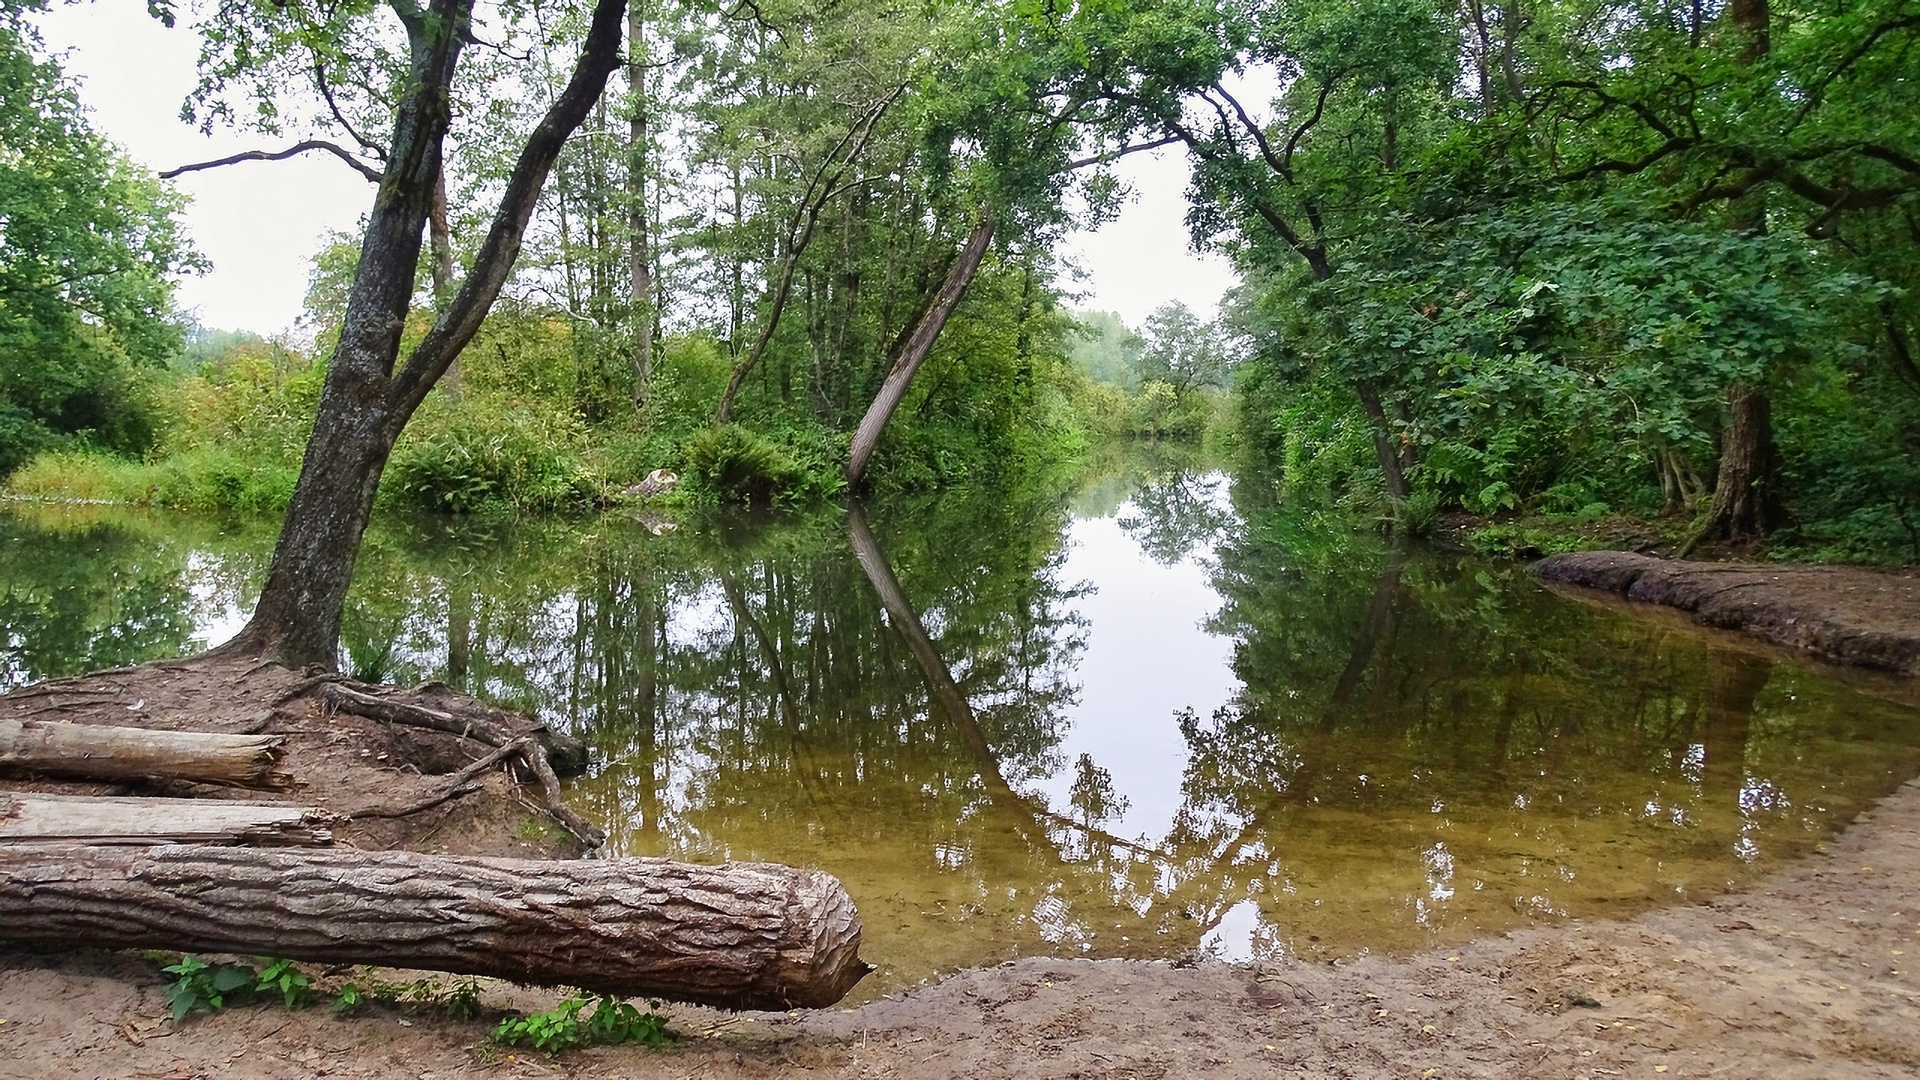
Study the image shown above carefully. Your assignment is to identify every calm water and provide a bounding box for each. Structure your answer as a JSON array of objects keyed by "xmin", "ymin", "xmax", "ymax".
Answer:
[{"xmin": 5, "ymin": 455, "xmax": 1919, "ymax": 1001}]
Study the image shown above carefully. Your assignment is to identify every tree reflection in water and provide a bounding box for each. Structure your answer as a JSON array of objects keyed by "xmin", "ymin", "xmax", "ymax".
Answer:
[{"xmin": 2, "ymin": 462, "xmax": 1918, "ymax": 998}]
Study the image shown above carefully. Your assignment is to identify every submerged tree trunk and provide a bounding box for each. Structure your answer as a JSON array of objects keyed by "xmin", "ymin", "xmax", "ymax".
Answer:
[
  {"xmin": 0, "ymin": 844, "xmax": 869, "ymax": 1008},
  {"xmin": 845, "ymin": 210, "xmax": 994, "ymax": 488},
  {"xmin": 213, "ymin": 0, "xmax": 630, "ymax": 670}
]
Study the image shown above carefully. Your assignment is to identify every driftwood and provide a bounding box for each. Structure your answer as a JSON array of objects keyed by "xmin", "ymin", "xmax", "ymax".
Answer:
[
  {"xmin": 0, "ymin": 719, "xmax": 291, "ymax": 790},
  {"xmin": 0, "ymin": 844, "xmax": 869, "ymax": 1009},
  {"xmin": 0, "ymin": 793, "xmax": 333, "ymax": 846}
]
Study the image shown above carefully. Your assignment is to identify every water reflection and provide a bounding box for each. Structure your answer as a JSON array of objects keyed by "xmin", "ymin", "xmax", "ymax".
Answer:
[{"xmin": 3, "ymin": 457, "xmax": 1918, "ymax": 1000}]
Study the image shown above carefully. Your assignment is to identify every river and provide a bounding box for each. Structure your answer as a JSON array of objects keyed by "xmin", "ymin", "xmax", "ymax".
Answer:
[{"xmin": 4, "ymin": 450, "xmax": 1917, "ymax": 1002}]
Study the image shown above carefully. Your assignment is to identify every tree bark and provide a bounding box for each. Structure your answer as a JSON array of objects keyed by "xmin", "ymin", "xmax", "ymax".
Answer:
[
  {"xmin": 0, "ymin": 845, "xmax": 869, "ymax": 1009},
  {"xmin": 0, "ymin": 794, "xmax": 332, "ymax": 846},
  {"xmin": 1355, "ymin": 382, "xmax": 1411, "ymax": 502},
  {"xmin": 1699, "ymin": 381, "xmax": 1782, "ymax": 544},
  {"xmin": 214, "ymin": 0, "xmax": 630, "ymax": 670},
  {"xmin": 628, "ymin": 1, "xmax": 654, "ymax": 408},
  {"xmin": 845, "ymin": 210, "xmax": 994, "ymax": 488},
  {"xmin": 1696, "ymin": 0, "xmax": 1782, "ymax": 545},
  {"xmin": 0, "ymin": 720, "xmax": 290, "ymax": 790}
]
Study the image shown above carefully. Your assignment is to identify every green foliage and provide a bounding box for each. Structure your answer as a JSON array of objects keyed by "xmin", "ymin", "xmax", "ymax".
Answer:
[
  {"xmin": 491, "ymin": 994, "xmax": 668, "ymax": 1054},
  {"xmin": 158, "ymin": 955, "xmax": 313, "ymax": 1021},
  {"xmin": 682, "ymin": 423, "xmax": 842, "ymax": 505},
  {"xmin": 384, "ymin": 396, "xmax": 598, "ymax": 516},
  {"xmin": 0, "ymin": 9, "xmax": 198, "ymax": 476}
]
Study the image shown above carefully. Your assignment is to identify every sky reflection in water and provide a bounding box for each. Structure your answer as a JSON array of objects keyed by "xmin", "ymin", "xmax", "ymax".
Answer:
[{"xmin": 3, "ymin": 457, "xmax": 1917, "ymax": 1000}]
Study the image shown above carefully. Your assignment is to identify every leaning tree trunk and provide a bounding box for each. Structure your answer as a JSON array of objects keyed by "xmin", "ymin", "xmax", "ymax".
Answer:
[
  {"xmin": 214, "ymin": 0, "xmax": 631, "ymax": 670},
  {"xmin": 845, "ymin": 209, "xmax": 994, "ymax": 488},
  {"xmin": 0, "ymin": 845, "xmax": 868, "ymax": 1009},
  {"xmin": 1355, "ymin": 382, "xmax": 1411, "ymax": 502}
]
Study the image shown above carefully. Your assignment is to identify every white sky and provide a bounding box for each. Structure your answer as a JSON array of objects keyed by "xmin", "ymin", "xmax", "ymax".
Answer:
[{"xmin": 36, "ymin": 1, "xmax": 1238, "ymax": 336}]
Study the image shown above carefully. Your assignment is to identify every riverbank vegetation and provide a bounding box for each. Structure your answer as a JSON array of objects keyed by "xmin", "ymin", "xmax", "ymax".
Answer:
[{"xmin": 3, "ymin": 0, "xmax": 1915, "ymax": 565}]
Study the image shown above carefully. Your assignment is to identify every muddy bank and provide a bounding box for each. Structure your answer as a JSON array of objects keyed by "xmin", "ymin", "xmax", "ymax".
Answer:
[
  {"xmin": 1534, "ymin": 551, "xmax": 1920, "ymax": 678},
  {"xmin": 5, "ymin": 773, "xmax": 1920, "ymax": 1077}
]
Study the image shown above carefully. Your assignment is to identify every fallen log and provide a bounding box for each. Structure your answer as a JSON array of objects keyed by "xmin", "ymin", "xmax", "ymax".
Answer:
[
  {"xmin": 0, "ymin": 793, "xmax": 333, "ymax": 846},
  {"xmin": 0, "ymin": 845, "xmax": 870, "ymax": 1009},
  {"xmin": 0, "ymin": 718, "xmax": 291, "ymax": 790}
]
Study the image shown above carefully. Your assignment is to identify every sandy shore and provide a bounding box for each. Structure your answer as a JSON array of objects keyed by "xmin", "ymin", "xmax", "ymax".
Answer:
[{"xmin": 4, "ymin": 771, "xmax": 1917, "ymax": 1079}]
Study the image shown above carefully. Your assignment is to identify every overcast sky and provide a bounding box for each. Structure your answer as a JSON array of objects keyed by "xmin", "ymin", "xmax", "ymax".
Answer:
[{"xmin": 37, "ymin": 0, "xmax": 1240, "ymax": 336}]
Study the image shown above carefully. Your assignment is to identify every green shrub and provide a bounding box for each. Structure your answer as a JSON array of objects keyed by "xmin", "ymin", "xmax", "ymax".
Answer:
[
  {"xmin": 491, "ymin": 994, "xmax": 669, "ymax": 1053},
  {"xmin": 384, "ymin": 397, "xmax": 597, "ymax": 515},
  {"xmin": 682, "ymin": 423, "xmax": 842, "ymax": 505}
]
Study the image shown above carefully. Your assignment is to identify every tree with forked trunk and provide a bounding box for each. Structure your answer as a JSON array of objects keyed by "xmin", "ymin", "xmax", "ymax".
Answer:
[{"xmin": 205, "ymin": 0, "xmax": 630, "ymax": 670}]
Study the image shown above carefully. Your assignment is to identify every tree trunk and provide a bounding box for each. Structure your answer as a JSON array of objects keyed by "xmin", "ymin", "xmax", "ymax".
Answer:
[
  {"xmin": 1696, "ymin": 0, "xmax": 1781, "ymax": 545},
  {"xmin": 0, "ymin": 794, "xmax": 332, "ymax": 846},
  {"xmin": 0, "ymin": 845, "xmax": 869, "ymax": 1009},
  {"xmin": 1355, "ymin": 382, "xmax": 1411, "ymax": 502},
  {"xmin": 213, "ymin": 0, "xmax": 631, "ymax": 670},
  {"xmin": 429, "ymin": 166, "xmax": 456, "ymax": 310},
  {"xmin": 845, "ymin": 210, "xmax": 994, "ymax": 488},
  {"xmin": 1699, "ymin": 381, "xmax": 1781, "ymax": 544},
  {"xmin": 627, "ymin": 1, "xmax": 653, "ymax": 408},
  {"xmin": 0, "ymin": 720, "xmax": 290, "ymax": 790}
]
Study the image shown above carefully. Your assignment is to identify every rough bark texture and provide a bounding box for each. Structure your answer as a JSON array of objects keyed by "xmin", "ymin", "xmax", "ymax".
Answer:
[
  {"xmin": 845, "ymin": 210, "xmax": 994, "ymax": 488},
  {"xmin": 0, "ymin": 794, "xmax": 333, "ymax": 846},
  {"xmin": 1532, "ymin": 551, "xmax": 1920, "ymax": 676},
  {"xmin": 1697, "ymin": 381, "xmax": 1783, "ymax": 547},
  {"xmin": 0, "ymin": 845, "xmax": 868, "ymax": 1008},
  {"xmin": 0, "ymin": 720, "xmax": 290, "ymax": 789},
  {"xmin": 216, "ymin": 0, "xmax": 630, "ymax": 670}
]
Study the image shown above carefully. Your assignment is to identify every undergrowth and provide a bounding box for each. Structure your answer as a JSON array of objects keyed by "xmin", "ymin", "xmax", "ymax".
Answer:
[{"xmin": 153, "ymin": 954, "xmax": 672, "ymax": 1055}]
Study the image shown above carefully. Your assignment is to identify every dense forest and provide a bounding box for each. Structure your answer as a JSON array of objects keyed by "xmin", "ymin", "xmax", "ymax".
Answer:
[{"xmin": 3, "ymin": 0, "xmax": 1917, "ymax": 564}]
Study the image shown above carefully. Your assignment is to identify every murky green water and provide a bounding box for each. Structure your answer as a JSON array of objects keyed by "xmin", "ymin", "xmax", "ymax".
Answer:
[{"xmin": 5, "ymin": 454, "xmax": 1919, "ymax": 1001}]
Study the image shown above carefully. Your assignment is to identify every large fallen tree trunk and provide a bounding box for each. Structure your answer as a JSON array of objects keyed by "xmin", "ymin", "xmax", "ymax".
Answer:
[
  {"xmin": 0, "ymin": 719, "xmax": 291, "ymax": 789},
  {"xmin": 0, "ymin": 845, "xmax": 869, "ymax": 1009},
  {"xmin": 0, "ymin": 794, "xmax": 333, "ymax": 846}
]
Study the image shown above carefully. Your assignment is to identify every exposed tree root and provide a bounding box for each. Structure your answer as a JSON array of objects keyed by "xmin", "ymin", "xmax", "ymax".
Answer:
[
  {"xmin": 3, "ymin": 656, "xmax": 603, "ymax": 854},
  {"xmin": 310, "ymin": 682, "xmax": 603, "ymax": 849},
  {"xmin": 347, "ymin": 737, "xmax": 534, "ymax": 821}
]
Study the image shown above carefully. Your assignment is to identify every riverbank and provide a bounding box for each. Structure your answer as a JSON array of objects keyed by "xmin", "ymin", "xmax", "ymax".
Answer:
[
  {"xmin": 1534, "ymin": 551, "xmax": 1920, "ymax": 678},
  {"xmin": 3, "ymin": 769, "xmax": 1917, "ymax": 1078}
]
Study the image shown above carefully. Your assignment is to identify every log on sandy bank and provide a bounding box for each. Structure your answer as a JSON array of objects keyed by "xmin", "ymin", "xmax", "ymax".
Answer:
[
  {"xmin": 0, "ymin": 793, "xmax": 333, "ymax": 846},
  {"xmin": 0, "ymin": 719, "xmax": 291, "ymax": 789},
  {"xmin": 0, "ymin": 845, "xmax": 869, "ymax": 1009},
  {"xmin": 1533, "ymin": 551, "xmax": 1920, "ymax": 676}
]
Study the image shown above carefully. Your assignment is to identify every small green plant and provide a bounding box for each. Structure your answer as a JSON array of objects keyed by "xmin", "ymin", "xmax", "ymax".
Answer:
[
  {"xmin": 492, "ymin": 995, "xmax": 591, "ymax": 1052},
  {"xmin": 161, "ymin": 956, "xmax": 257, "ymax": 1020},
  {"xmin": 332, "ymin": 982, "xmax": 364, "ymax": 1015},
  {"xmin": 254, "ymin": 957, "xmax": 314, "ymax": 1009},
  {"xmin": 491, "ymin": 994, "xmax": 669, "ymax": 1053}
]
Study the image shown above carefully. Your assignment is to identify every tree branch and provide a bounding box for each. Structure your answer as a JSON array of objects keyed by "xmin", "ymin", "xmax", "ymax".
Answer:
[
  {"xmin": 1063, "ymin": 134, "xmax": 1181, "ymax": 172},
  {"xmin": 390, "ymin": 0, "xmax": 629, "ymax": 408},
  {"xmin": 159, "ymin": 140, "xmax": 383, "ymax": 183}
]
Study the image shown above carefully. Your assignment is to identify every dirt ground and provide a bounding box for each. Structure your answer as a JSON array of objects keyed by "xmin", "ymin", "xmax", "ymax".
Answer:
[
  {"xmin": 1534, "ymin": 551, "xmax": 1920, "ymax": 679},
  {"xmin": 1, "ymin": 770, "xmax": 1916, "ymax": 1078}
]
